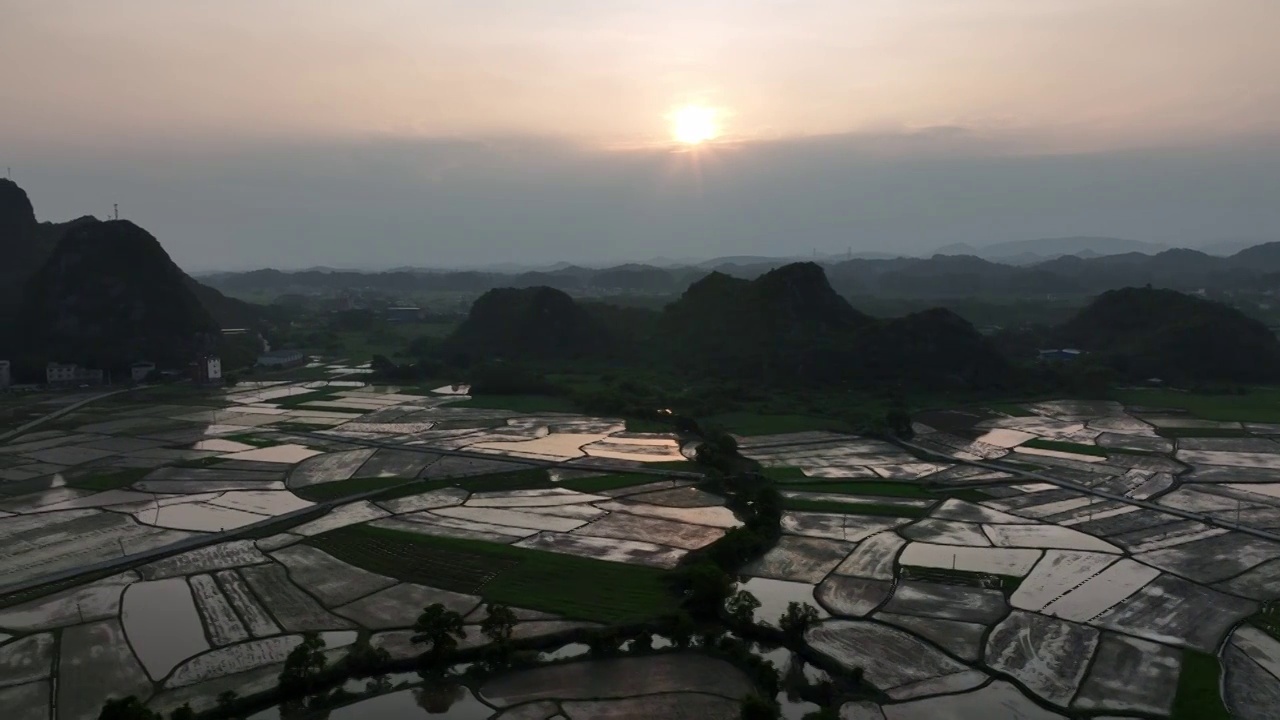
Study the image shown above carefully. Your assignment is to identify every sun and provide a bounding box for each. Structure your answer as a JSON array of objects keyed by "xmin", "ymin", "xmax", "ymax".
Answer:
[{"xmin": 671, "ymin": 105, "xmax": 720, "ymax": 145}]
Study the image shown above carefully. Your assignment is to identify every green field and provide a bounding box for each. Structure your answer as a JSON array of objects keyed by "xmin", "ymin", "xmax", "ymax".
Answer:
[
  {"xmin": 1156, "ymin": 427, "xmax": 1256, "ymax": 439},
  {"xmin": 1171, "ymin": 650, "xmax": 1231, "ymax": 719},
  {"xmin": 1114, "ymin": 387, "xmax": 1280, "ymax": 423},
  {"xmin": 769, "ymin": 475, "xmax": 987, "ymax": 502},
  {"xmin": 557, "ymin": 473, "xmax": 671, "ymax": 494},
  {"xmin": 63, "ymin": 468, "xmax": 153, "ymax": 492},
  {"xmin": 293, "ymin": 476, "xmax": 417, "ymax": 503},
  {"xmin": 1021, "ymin": 438, "xmax": 1110, "ymax": 458},
  {"xmin": 307, "ymin": 525, "xmax": 676, "ymax": 623},
  {"xmin": 783, "ymin": 498, "xmax": 928, "ymax": 518}
]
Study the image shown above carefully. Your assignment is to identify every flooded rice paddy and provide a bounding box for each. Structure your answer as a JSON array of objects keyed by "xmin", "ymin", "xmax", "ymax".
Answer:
[{"xmin": 3, "ymin": 389, "xmax": 1280, "ymax": 717}]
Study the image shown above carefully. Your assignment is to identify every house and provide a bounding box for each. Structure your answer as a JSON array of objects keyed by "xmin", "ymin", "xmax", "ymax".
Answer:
[
  {"xmin": 130, "ymin": 361, "xmax": 156, "ymax": 383},
  {"xmin": 191, "ymin": 355, "xmax": 223, "ymax": 384},
  {"xmin": 0, "ymin": 360, "xmax": 9, "ymax": 390},
  {"xmin": 257, "ymin": 349, "xmax": 306, "ymax": 369},
  {"xmin": 386, "ymin": 306, "xmax": 422, "ymax": 323},
  {"xmin": 46, "ymin": 362, "xmax": 104, "ymax": 386}
]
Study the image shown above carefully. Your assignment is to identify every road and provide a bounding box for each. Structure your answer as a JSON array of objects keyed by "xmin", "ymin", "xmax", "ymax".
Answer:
[
  {"xmin": 900, "ymin": 437, "xmax": 1280, "ymax": 545},
  {"xmin": 0, "ymin": 386, "xmax": 142, "ymax": 443}
]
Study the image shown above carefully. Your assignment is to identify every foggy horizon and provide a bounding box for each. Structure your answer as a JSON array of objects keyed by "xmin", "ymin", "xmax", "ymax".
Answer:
[{"xmin": 4, "ymin": 0, "xmax": 1279, "ymax": 271}]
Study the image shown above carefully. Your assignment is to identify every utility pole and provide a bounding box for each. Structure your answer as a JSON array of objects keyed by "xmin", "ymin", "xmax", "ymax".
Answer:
[{"xmin": 113, "ymin": 203, "xmax": 119, "ymax": 220}]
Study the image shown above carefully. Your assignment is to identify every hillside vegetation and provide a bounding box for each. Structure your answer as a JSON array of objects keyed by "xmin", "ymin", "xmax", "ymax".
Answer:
[{"xmin": 1057, "ymin": 287, "xmax": 1280, "ymax": 384}]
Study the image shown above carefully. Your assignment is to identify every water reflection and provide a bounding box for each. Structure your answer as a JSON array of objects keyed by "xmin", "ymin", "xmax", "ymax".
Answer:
[
  {"xmin": 737, "ymin": 576, "xmax": 826, "ymax": 628},
  {"xmin": 249, "ymin": 638, "xmax": 829, "ymax": 720},
  {"xmin": 537, "ymin": 642, "xmax": 589, "ymax": 662},
  {"xmin": 251, "ymin": 684, "xmax": 491, "ymax": 720}
]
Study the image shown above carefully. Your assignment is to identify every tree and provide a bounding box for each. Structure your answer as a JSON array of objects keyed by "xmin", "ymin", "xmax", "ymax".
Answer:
[
  {"xmin": 169, "ymin": 705, "xmax": 195, "ymax": 720},
  {"xmin": 414, "ymin": 677, "xmax": 466, "ymax": 713},
  {"xmin": 725, "ymin": 589, "xmax": 761, "ymax": 626},
  {"xmin": 630, "ymin": 630, "xmax": 654, "ymax": 652},
  {"xmin": 481, "ymin": 603, "xmax": 518, "ymax": 664},
  {"xmin": 677, "ymin": 561, "xmax": 734, "ymax": 619},
  {"xmin": 214, "ymin": 691, "xmax": 239, "ymax": 714},
  {"xmin": 412, "ymin": 603, "xmax": 468, "ymax": 663},
  {"xmin": 98, "ymin": 697, "xmax": 159, "ymax": 720},
  {"xmin": 278, "ymin": 632, "xmax": 328, "ymax": 694},
  {"xmin": 739, "ymin": 693, "xmax": 780, "ymax": 720},
  {"xmin": 480, "ymin": 603, "xmax": 517, "ymax": 646},
  {"xmin": 778, "ymin": 602, "xmax": 820, "ymax": 640}
]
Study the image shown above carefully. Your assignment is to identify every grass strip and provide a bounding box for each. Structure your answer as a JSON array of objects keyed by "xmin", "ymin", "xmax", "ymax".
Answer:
[
  {"xmin": 294, "ymin": 476, "xmax": 417, "ymax": 503},
  {"xmin": 558, "ymin": 473, "xmax": 665, "ymax": 494},
  {"xmin": 1156, "ymin": 427, "xmax": 1255, "ymax": 439},
  {"xmin": 782, "ymin": 479, "xmax": 987, "ymax": 503},
  {"xmin": 783, "ymin": 499, "xmax": 928, "ymax": 518},
  {"xmin": 63, "ymin": 468, "xmax": 153, "ymax": 492},
  {"xmin": 1021, "ymin": 439, "xmax": 1109, "ymax": 458}
]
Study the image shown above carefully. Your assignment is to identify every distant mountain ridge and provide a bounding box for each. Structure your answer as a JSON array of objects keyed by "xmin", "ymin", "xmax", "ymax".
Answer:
[
  {"xmin": 201, "ymin": 238, "xmax": 1280, "ymax": 303},
  {"xmin": 932, "ymin": 236, "xmax": 1169, "ymax": 265}
]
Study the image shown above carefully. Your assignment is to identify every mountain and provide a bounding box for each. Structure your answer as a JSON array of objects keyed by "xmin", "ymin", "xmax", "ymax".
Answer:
[
  {"xmin": 1056, "ymin": 287, "xmax": 1280, "ymax": 384},
  {"xmin": 0, "ymin": 179, "xmax": 97, "ymax": 307},
  {"xmin": 939, "ymin": 236, "xmax": 1169, "ymax": 264},
  {"xmin": 0, "ymin": 180, "xmax": 274, "ymax": 375},
  {"xmin": 1227, "ymin": 242, "xmax": 1280, "ymax": 273},
  {"xmin": 17, "ymin": 220, "xmax": 221, "ymax": 370},
  {"xmin": 659, "ymin": 262, "xmax": 1008, "ymax": 388},
  {"xmin": 827, "ymin": 254, "xmax": 1080, "ymax": 298},
  {"xmin": 445, "ymin": 286, "xmax": 615, "ymax": 361}
]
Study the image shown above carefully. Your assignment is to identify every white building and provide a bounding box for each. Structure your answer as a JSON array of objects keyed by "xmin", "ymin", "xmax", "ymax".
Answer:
[
  {"xmin": 46, "ymin": 362, "xmax": 103, "ymax": 385},
  {"xmin": 192, "ymin": 355, "xmax": 222, "ymax": 383},
  {"xmin": 0, "ymin": 360, "xmax": 10, "ymax": 390},
  {"xmin": 130, "ymin": 361, "xmax": 156, "ymax": 382},
  {"xmin": 46, "ymin": 362, "xmax": 79, "ymax": 384},
  {"xmin": 257, "ymin": 350, "xmax": 305, "ymax": 368}
]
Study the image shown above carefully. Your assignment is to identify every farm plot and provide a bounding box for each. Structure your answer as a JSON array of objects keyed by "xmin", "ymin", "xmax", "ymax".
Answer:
[
  {"xmin": 872, "ymin": 612, "xmax": 986, "ymax": 661},
  {"xmin": 57, "ymin": 620, "xmax": 152, "ymax": 720},
  {"xmin": 741, "ymin": 535, "xmax": 857, "ymax": 583},
  {"xmin": 1072, "ymin": 632, "xmax": 1182, "ymax": 716},
  {"xmin": 804, "ymin": 620, "xmax": 982, "ymax": 698},
  {"xmin": 573, "ymin": 512, "xmax": 725, "ymax": 550},
  {"xmin": 880, "ymin": 580, "xmax": 1008, "ymax": 624},
  {"xmin": 833, "ymin": 532, "xmax": 906, "ymax": 580},
  {"xmin": 305, "ymin": 525, "xmax": 675, "ymax": 622},
  {"xmin": 269, "ymin": 544, "xmax": 397, "ymax": 606},
  {"xmin": 882, "ymin": 680, "xmax": 1066, "ymax": 720},
  {"xmin": 985, "ymin": 611, "xmax": 1099, "ymax": 706},
  {"xmin": 239, "ymin": 564, "xmax": 355, "ymax": 632},
  {"xmin": 1090, "ymin": 573, "xmax": 1256, "ymax": 652}
]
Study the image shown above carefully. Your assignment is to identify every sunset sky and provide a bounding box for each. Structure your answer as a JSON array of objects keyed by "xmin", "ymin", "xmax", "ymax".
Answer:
[{"xmin": 3, "ymin": 0, "xmax": 1278, "ymax": 269}]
